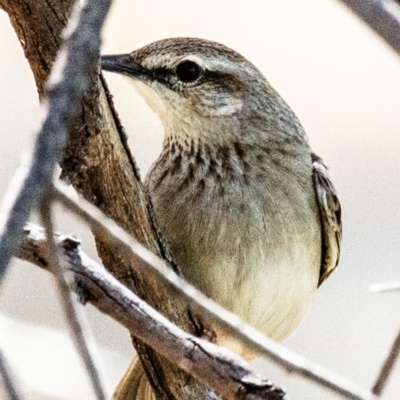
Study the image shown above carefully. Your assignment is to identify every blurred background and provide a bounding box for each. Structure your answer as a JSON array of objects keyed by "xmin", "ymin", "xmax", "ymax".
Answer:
[{"xmin": 1, "ymin": 0, "xmax": 400, "ymax": 398}]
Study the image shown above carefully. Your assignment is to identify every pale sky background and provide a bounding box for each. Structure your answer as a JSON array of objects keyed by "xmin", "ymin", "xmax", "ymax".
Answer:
[{"xmin": 1, "ymin": 0, "xmax": 400, "ymax": 399}]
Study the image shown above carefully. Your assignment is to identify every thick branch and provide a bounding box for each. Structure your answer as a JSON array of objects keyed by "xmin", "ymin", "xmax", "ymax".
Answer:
[{"xmin": 18, "ymin": 222, "xmax": 288, "ymax": 400}]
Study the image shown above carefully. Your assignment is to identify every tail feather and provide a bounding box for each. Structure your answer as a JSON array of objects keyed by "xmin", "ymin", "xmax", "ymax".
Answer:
[{"xmin": 114, "ymin": 357, "xmax": 155, "ymax": 400}]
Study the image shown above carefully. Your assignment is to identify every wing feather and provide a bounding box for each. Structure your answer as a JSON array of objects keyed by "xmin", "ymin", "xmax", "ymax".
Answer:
[{"xmin": 312, "ymin": 153, "xmax": 342, "ymax": 286}]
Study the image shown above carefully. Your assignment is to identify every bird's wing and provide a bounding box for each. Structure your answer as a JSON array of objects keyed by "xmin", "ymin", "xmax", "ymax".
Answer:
[{"xmin": 312, "ymin": 153, "xmax": 342, "ymax": 287}]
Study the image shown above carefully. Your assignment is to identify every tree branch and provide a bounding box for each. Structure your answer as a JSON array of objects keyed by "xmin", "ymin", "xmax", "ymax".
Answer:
[
  {"xmin": 18, "ymin": 221, "xmax": 288, "ymax": 400},
  {"xmin": 372, "ymin": 326, "xmax": 400, "ymax": 396},
  {"xmin": 337, "ymin": 0, "xmax": 400, "ymax": 56},
  {"xmin": 0, "ymin": 0, "xmax": 113, "ymax": 277},
  {"xmin": 369, "ymin": 282, "xmax": 400, "ymax": 395},
  {"xmin": 39, "ymin": 196, "xmax": 109, "ymax": 400}
]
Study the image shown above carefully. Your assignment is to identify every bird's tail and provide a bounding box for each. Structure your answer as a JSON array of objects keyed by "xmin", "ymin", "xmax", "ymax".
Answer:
[{"xmin": 113, "ymin": 356, "xmax": 155, "ymax": 400}]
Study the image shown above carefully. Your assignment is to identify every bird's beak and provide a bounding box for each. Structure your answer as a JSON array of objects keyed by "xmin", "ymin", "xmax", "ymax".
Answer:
[{"xmin": 101, "ymin": 54, "xmax": 149, "ymax": 78}]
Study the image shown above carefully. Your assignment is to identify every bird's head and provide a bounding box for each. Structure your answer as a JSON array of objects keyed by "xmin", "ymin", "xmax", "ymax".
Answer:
[
  {"xmin": 101, "ymin": 37, "xmax": 307, "ymax": 146},
  {"xmin": 101, "ymin": 38, "xmax": 276, "ymax": 142}
]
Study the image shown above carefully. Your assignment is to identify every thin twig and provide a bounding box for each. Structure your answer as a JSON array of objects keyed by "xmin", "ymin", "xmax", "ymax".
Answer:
[
  {"xmin": 337, "ymin": 0, "xmax": 400, "ymax": 56},
  {"xmin": 18, "ymin": 221, "xmax": 288, "ymax": 400},
  {"xmin": 370, "ymin": 281, "xmax": 400, "ymax": 394},
  {"xmin": 0, "ymin": 347, "xmax": 24, "ymax": 400},
  {"xmin": 39, "ymin": 196, "xmax": 109, "ymax": 400},
  {"xmin": 51, "ymin": 182, "xmax": 381, "ymax": 400},
  {"xmin": 372, "ymin": 326, "xmax": 400, "ymax": 396},
  {"xmin": 371, "ymin": 282, "xmax": 400, "ymax": 293},
  {"xmin": 0, "ymin": 0, "xmax": 113, "ymax": 281}
]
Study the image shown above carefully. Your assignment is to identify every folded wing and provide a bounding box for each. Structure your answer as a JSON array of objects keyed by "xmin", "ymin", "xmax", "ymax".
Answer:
[{"xmin": 312, "ymin": 153, "xmax": 342, "ymax": 286}]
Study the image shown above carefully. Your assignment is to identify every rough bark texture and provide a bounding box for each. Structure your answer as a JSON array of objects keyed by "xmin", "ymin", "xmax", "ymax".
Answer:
[
  {"xmin": 0, "ymin": 1, "xmax": 210, "ymax": 398},
  {"xmin": 18, "ymin": 222, "xmax": 289, "ymax": 400}
]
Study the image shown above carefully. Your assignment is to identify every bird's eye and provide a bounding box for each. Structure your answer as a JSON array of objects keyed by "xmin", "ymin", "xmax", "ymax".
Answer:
[{"xmin": 175, "ymin": 61, "xmax": 201, "ymax": 83}]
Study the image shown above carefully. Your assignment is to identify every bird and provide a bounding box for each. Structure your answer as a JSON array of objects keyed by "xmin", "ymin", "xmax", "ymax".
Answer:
[{"xmin": 101, "ymin": 37, "xmax": 342, "ymax": 398}]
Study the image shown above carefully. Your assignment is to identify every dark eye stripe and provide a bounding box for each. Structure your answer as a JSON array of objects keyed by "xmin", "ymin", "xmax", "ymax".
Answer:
[{"xmin": 153, "ymin": 66, "xmax": 171, "ymax": 82}]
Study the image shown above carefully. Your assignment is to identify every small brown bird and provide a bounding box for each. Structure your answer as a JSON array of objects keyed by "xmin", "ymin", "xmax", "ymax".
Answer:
[{"xmin": 102, "ymin": 37, "xmax": 342, "ymax": 397}]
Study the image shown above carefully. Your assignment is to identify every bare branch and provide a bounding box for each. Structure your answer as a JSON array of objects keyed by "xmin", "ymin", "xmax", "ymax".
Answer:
[
  {"xmin": 0, "ymin": 347, "xmax": 24, "ymax": 400},
  {"xmin": 372, "ymin": 326, "xmax": 400, "ymax": 396},
  {"xmin": 369, "ymin": 282, "xmax": 400, "ymax": 395},
  {"xmin": 50, "ymin": 182, "xmax": 382, "ymax": 400},
  {"xmin": 337, "ymin": 0, "xmax": 400, "ymax": 56},
  {"xmin": 0, "ymin": 0, "xmax": 113, "ymax": 279},
  {"xmin": 39, "ymin": 195, "xmax": 109, "ymax": 400},
  {"xmin": 18, "ymin": 222, "xmax": 288, "ymax": 400},
  {"xmin": 371, "ymin": 282, "xmax": 400, "ymax": 293}
]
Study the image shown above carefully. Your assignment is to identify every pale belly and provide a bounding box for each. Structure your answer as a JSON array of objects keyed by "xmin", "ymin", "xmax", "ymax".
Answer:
[{"xmin": 173, "ymin": 221, "xmax": 320, "ymax": 346}]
